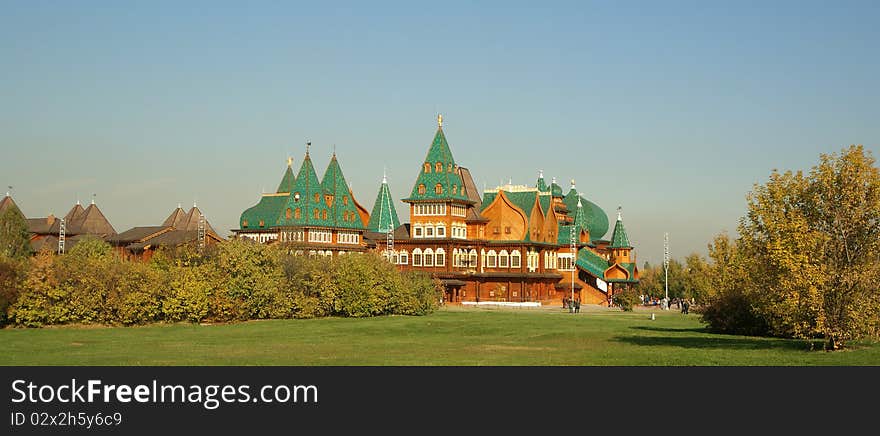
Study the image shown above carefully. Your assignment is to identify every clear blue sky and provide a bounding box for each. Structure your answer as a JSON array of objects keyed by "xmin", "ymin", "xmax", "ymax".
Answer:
[{"xmin": 2, "ymin": 0, "xmax": 878, "ymax": 266}]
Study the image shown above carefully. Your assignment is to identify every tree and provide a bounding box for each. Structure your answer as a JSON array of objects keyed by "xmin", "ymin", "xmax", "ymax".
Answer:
[
  {"xmin": 702, "ymin": 145, "xmax": 880, "ymax": 349},
  {"xmin": 0, "ymin": 206, "xmax": 31, "ymax": 258}
]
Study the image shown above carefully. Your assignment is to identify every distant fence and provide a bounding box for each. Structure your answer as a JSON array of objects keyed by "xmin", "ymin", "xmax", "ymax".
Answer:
[{"xmin": 461, "ymin": 301, "xmax": 542, "ymax": 308}]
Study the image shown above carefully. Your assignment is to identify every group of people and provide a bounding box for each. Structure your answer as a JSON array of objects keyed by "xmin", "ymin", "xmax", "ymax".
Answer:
[
  {"xmin": 562, "ymin": 296, "xmax": 581, "ymax": 313},
  {"xmin": 639, "ymin": 295, "xmax": 693, "ymax": 314}
]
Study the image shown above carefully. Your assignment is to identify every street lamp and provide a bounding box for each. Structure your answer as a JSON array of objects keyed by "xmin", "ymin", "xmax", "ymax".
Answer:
[
  {"xmin": 664, "ymin": 232, "xmax": 670, "ymax": 310},
  {"xmin": 570, "ymin": 223, "xmax": 576, "ymax": 314}
]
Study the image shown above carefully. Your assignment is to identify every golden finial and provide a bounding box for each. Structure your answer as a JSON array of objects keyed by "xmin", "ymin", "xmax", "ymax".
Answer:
[
  {"xmin": 287, "ymin": 156, "xmax": 293, "ymax": 167},
  {"xmin": 438, "ymin": 114, "xmax": 443, "ymax": 128}
]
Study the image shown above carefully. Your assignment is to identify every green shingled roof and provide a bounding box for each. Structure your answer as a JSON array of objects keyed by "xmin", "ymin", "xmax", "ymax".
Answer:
[
  {"xmin": 276, "ymin": 165, "xmax": 296, "ymax": 193},
  {"xmin": 577, "ymin": 248, "xmax": 610, "ymax": 278},
  {"xmin": 320, "ymin": 155, "xmax": 366, "ymax": 230},
  {"xmin": 278, "ymin": 153, "xmax": 332, "ymax": 227},
  {"xmin": 404, "ymin": 127, "xmax": 470, "ymax": 202},
  {"xmin": 572, "ymin": 197, "xmax": 588, "ymax": 235},
  {"xmin": 240, "ymin": 195, "xmax": 287, "ymax": 229},
  {"xmin": 550, "ymin": 182, "xmax": 564, "ymax": 198},
  {"xmin": 536, "ymin": 174, "xmax": 548, "ymax": 192},
  {"xmin": 610, "ymin": 213, "xmax": 631, "ymax": 248},
  {"xmin": 563, "ymin": 188, "xmax": 609, "ymax": 240},
  {"xmin": 367, "ymin": 176, "xmax": 401, "ymax": 233}
]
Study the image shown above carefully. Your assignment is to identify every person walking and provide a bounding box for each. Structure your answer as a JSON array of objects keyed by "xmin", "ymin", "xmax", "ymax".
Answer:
[{"xmin": 574, "ymin": 298, "xmax": 581, "ymax": 313}]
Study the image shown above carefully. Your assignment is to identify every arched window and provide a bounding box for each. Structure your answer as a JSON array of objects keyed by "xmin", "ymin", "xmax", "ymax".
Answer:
[
  {"xmin": 425, "ymin": 225, "xmax": 434, "ymax": 238},
  {"xmin": 412, "ymin": 248, "xmax": 423, "ymax": 266},
  {"xmin": 435, "ymin": 184, "xmax": 443, "ymax": 195},
  {"xmin": 435, "ymin": 248, "xmax": 445, "ymax": 267},
  {"xmin": 452, "ymin": 185, "xmax": 457, "ymax": 195},
  {"xmin": 242, "ymin": 220, "xmax": 249, "ymax": 227},
  {"xmin": 286, "ymin": 208, "xmax": 292, "ymax": 219},
  {"xmin": 452, "ymin": 248, "xmax": 459, "ymax": 267},
  {"xmin": 391, "ymin": 251, "xmax": 399, "ymax": 264},
  {"xmin": 322, "ymin": 210, "xmax": 328, "ymax": 220},
  {"xmin": 448, "ymin": 163, "xmax": 453, "ymax": 173},
  {"xmin": 295, "ymin": 208, "xmax": 301, "ymax": 219},
  {"xmin": 436, "ymin": 224, "xmax": 446, "ymax": 238},
  {"xmin": 418, "ymin": 184, "xmax": 426, "ymax": 195},
  {"xmin": 511, "ymin": 250, "xmax": 522, "ymax": 268},
  {"xmin": 413, "ymin": 225, "xmax": 423, "ymax": 238},
  {"xmin": 423, "ymin": 248, "xmax": 434, "ymax": 267},
  {"xmin": 294, "ymin": 250, "xmax": 304, "ymax": 256},
  {"xmin": 435, "ymin": 162, "xmax": 443, "ymax": 172},
  {"xmin": 308, "ymin": 250, "xmax": 317, "ymax": 258},
  {"xmin": 343, "ymin": 196, "xmax": 349, "ymax": 205},
  {"xmin": 424, "ymin": 163, "xmax": 431, "ymax": 173},
  {"xmin": 487, "ymin": 250, "xmax": 497, "ymax": 268},
  {"xmin": 398, "ymin": 250, "xmax": 409, "ymax": 265},
  {"xmin": 259, "ymin": 220, "xmax": 265, "ymax": 227},
  {"xmin": 499, "ymin": 250, "xmax": 509, "ymax": 268},
  {"xmin": 314, "ymin": 209, "xmax": 319, "ymax": 219},
  {"xmin": 314, "ymin": 193, "xmax": 320, "ymax": 203},
  {"xmin": 470, "ymin": 249, "xmax": 478, "ymax": 269}
]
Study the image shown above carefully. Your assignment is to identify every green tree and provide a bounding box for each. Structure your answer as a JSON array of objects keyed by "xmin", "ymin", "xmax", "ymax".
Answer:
[{"xmin": 0, "ymin": 206, "xmax": 31, "ymax": 258}]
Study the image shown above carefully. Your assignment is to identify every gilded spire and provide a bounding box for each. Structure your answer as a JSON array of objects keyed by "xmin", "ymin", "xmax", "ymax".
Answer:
[
  {"xmin": 287, "ymin": 156, "xmax": 293, "ymax": 167},
  {"xmin": 437, "ymin": 113, "xmax": 443, "ymax": 128}
]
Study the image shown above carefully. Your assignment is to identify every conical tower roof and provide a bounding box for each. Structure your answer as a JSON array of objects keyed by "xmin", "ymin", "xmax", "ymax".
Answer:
[
  {"xmin": 610, "ymin": 207, "xmax": 631, "ymax": 248},
  {"xmin": 320, "ymin": 154, "xmax": 365, "ymax": 229},
  {"xmin": 69, "ymin": 203, "xmax": 116, "ymax": 236},
  {"xmin": 536, "ymin": 170, "xmax": 548, "ymax": 192},
  {"xmin": 278, "ymin": 150, "xmax": 331, "ymax": 227},
  {"xmin": 0, "ymin": 195, "xmax": 24, "ymax": 219},
  {"xmin": 276, "ymin": 159, "xmax": 296, "ymax": 193},
  {"xmin": 162, "ymin": 206, "xmax": 187, "ymax": 228},
  {"xmin": 404, "ymin": 117, "xmax": 470, "ymax": 203},
  {"xmin": 179, "ymin": 205, "xmax": 217, "ymax": 234},
  {"xmin": 573, "ymin": 196, "xmax": 588, "ymax": 235},
  {"xmin": 64, "ymin": 202, "xmax": 86, "ymax": 224},
  {"xmin": 367, "ymin": 173, "xmax": 401, "ymax": 233}
]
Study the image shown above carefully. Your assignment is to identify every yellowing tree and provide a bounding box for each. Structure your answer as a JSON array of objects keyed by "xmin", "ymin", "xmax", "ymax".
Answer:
[{"xmin": 706, "ymin": 145, "xmax": 880, "ymax": 349}]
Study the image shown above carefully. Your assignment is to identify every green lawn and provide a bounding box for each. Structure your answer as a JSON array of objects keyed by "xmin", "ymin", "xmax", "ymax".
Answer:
[{"xmin": 2, "ymin": 306, "xmax": 878, "ymax": 365}]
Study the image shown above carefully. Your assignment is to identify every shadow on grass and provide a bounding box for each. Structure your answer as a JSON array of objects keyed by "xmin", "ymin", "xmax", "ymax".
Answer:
[
  {"xmin": 630, "ymin": 326, "xmax": 711, "ymax": 334},
  {"xmin": 615, "ymin": 328, "xmax": 819, "ymax": 351}
]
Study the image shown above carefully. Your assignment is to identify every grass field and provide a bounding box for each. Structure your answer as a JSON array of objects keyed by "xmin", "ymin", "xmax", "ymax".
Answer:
[{"xmin": 2, "ymin": 305, "xmax": 878, "ymax": 365}]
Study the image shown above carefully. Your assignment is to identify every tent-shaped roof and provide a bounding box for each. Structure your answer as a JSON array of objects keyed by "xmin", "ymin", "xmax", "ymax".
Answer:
[
  {"xmin": 162, "ymin": 206, "xmax": 187, "ymax": 228},
  {"xmin": 276, "ymin": 161, "xmax": 296, "ymax": 194},
  {"xmin": 367, "ymin": 174, "xmax": 400, "ymax": 233},
  {"xmin": 404, "ymin": 120, "xmax": 470, "ymax": 203},
  {"xmin": 278, "ymin": 151, "xmax": 332, "ymax": 227},
  {"xmin": 0, "ymin": 195, "xmax": 24, "ymax": 219},
  {"xmin": 609, "ymin": 208, "xmax": 631, "ymax": 249},
  {"xmin": 320, "ymin": 154, "xmax": 366, "ymax": 229},
  {"xmin": 65, "ymin": 203, "xmax": 116, "ymax": 236}
]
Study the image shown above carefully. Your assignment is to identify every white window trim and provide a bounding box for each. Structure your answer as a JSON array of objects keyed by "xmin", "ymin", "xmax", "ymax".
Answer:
[
  {"xmin": 424, "ymin": 248, "xmax": 434, "ymax": 267},
  {"xmin": 487, "ymin": 250, "xmax": 497, "ymax": 268}
]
